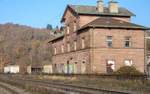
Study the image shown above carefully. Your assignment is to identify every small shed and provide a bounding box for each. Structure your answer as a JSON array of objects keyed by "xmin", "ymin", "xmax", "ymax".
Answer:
[{"xmin": 4, "ymin": 65, "xmax": 19, "ymax": 74}]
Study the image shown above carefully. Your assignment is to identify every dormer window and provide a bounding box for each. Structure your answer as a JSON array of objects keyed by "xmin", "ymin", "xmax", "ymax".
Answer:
[{"xmin": 66, "ymin": 25, "xmax": 70, "ymax": 34}]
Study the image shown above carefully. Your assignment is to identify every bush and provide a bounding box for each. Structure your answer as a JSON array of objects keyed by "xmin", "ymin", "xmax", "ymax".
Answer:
[{"xmin": 113, "ymin": 66, "xmax": 144, "ymax": 76}]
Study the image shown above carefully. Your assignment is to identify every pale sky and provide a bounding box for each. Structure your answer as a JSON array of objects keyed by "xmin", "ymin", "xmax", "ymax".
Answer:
[{"xmin": 0, "ymin": 0, "xmax": 149, "ymax": 28}]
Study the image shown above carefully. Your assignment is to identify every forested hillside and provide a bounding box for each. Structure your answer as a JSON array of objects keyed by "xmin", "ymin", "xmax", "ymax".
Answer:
[{"xmin": 0, "ymin": 23, "xmax": 54, "ymax": 70}]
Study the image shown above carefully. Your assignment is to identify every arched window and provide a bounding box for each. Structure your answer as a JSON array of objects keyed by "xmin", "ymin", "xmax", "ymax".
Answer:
[
  {"xmin": 74, "ymin": 21, "xmax": 77, "ymax": 31},
  {"xmin": 66, "ymin": 25, "xmax": 70, "ymax": 34},
  {"xmin": 67, "ymin": 42, "xmax": 70, "ymax": 52},
  {"xmin": 81, "ymin": 37, "xmax": 85, "ymax": 49},
  {"xmin": 74, "ymin": 40, "xmax": 77, "ymax": 51},
  {"xmin": 54, "ymin": 47, "xmax": 57, "ymax": 55},
  {"xmin": 81, "ymin": 61, "xmax": 86, "ymax": 74},
  {"xmin": 61, "ymin": 44, "xmax": 64, "ymax": 53}
]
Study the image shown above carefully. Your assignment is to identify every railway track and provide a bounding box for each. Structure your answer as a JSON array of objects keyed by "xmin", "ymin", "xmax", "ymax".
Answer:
[
  {"xmin": 0, "ymin": 75, "xmax": 131, "ymax": 94},
  {"xmin": 24, "ymin": 79, "xmax": 131, "ymax": 94},
  {"xmin": 0, "ymin": 82, "xmax": 30, "ymax": 94},
  {"xmin": 0, "ymin": 83, "xmax": 19, "ymax": 94}
]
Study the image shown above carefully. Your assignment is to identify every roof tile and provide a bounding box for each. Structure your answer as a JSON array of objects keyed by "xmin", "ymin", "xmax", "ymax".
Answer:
[{"xmin": 69, "ymin": 5, "xmax": 135, "ymax": 17}]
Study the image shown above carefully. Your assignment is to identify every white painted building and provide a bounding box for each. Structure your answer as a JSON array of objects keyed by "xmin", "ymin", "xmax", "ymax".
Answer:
[
  {"xmin": 27, "ymin": 66, "xmax": 31, "ymax": 74},
  {"xmin": 43, "ymin": 65, "xmax": 53, "ymax": 74},
  {"xmin": 4, "ymin": 65, "xmax": 19, "ymax": 73}
]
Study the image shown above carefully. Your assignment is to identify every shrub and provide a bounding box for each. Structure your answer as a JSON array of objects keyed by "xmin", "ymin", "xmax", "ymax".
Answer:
[{"xmin": 113, "ymin": 66, "xmax": 144, "ymax": 76}]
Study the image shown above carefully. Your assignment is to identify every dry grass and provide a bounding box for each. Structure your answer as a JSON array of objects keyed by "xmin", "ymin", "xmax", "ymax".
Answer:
[
  {"xmin": 1, "ymin": 74, "xmax": 150, "ymax": 94},
  {"xmin": 36, "ymin": 75, "xmax": 150, "ymax": 94}
]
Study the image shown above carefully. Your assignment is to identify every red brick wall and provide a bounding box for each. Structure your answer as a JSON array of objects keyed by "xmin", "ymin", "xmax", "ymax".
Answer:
[
  {"xmin": 52, "ymin": 7, "xmax": 144, "ymax": 74},
  {"xmin": 90, "ymin": 28, "xmax": 145, "ymax": 73}
]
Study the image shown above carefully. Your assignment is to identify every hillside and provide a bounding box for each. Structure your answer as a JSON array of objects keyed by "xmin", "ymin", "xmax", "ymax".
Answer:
[{"xmin": 0, "ymin": 23, "xmax": 54, "ymax": 72}]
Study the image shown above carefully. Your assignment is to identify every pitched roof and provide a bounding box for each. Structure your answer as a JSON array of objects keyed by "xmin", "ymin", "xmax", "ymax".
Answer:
[
  {"xmin": 48, "ymin": 33, "xmax": 64, "ymax": 43},
  {"xmin": 79, "ymin": 17, "xmax": 150, "ymax": 31},
  {"xmin": 61, "ymin": 4, "xmax": 135, "ymax": 22},
  {"xmin": 50, "ymin": 18, "xmax": 149, "ymax": 42},
  {"xmin": 69, "ymin": 5, "xmax": 135, "ymax": 16}
]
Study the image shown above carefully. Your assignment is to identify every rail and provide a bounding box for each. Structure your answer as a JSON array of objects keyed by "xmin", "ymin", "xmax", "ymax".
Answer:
[{"xmin": 0, "ymin": 75, "xmax": 132, "ymax": 94}]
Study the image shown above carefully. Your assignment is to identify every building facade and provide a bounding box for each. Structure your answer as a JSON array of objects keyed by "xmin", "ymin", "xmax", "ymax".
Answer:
[
  {"xmin": 49, "ymin": 0, "xmax": 149, "ymax": 74},
  {"xmin": 146, "ymin": 31, "xmax": 150, "ymax": 76}
]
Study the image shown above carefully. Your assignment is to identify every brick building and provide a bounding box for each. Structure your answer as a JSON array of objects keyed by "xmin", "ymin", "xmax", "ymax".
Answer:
[
  {"xmin": 146, "ymin": 31, "xmax": 150, "ymax": 75},
  {"xmin": 49, "ymin": 0, "xmax": 149, "ymax": 74}
]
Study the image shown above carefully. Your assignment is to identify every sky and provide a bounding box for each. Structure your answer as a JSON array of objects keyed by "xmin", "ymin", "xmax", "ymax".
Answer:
[{"xmin": 0, "ymin": 0, "xmax": 150, "ymax": 28}]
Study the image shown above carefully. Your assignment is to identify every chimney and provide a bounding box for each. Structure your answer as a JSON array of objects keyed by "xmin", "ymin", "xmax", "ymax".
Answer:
[
  {"xmin": 97, "ymin": 0, "xmax": 104, "ymax": 13},
  {"xmin": 109, "ymin": 0, "xmax": 119, "ymax": 13}
]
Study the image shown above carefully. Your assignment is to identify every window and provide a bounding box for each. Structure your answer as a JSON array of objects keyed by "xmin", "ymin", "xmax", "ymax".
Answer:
[
  {"xmin": 74, "ymin": 40, "xmax": 77, "ymax": 51},
  {"xmin": 106, "ymin": 36, "xmax": 112, "ymax": 48},
  {"xmin": 66, "ymin": 25, "xmax": 70, "ymax": 34},
  {"xmin": 82, "ymin": 37, "xmax": 85, "ymax": 49},
  {"xmin": 74, "ymin": 21, "xmax": 77, "ymax": 31},
  {"xmin": 61, "ymin": 44, "xmax": 64, "ymax": 53},
  {"xmin": 124, "ymin": 60, "xmax": 133, "ymax": 66},
  {"xmin": 54, "ymin": 47, "xmax": 57, "ymax": 55},
  {"xmin": 124, "ymin": 36, "xmax": 131, "ymax": 48},
  {"xmin": 81, "ymin": 61, "xmax": 86, "ymax": 74},
  {"xmin": 106, "ymin": 60, "xmax": 115, "ymax": 74},
  {"xmin": 67, "ymin": 42, "xmax": 70, "ymax": 52}
]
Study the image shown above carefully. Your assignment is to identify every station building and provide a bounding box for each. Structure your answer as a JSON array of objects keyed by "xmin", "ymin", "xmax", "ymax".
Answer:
[{"xmin": 49, "ymin": 0, "xmax": 150, "ymax": 74}]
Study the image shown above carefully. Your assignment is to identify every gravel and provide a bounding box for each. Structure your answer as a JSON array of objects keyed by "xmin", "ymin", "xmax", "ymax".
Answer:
[
  {"xmin": 0, "ymin": 82, "xmax": 31, "ymax": 94},
  {"xmin": 0, "ymin": 87, "xmax": 12, "ymax": 94}
]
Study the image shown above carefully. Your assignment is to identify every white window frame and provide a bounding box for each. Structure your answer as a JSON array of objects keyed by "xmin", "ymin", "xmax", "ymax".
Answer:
[
  {"xmin": 106, "ymin": 36, "xmax": 113, "ymax": 48},
  {"xmin": 124, "ymin": 59, "xmax": 133, "ymax": 66},
  {"xmin": 124, "ymin": 36, "xmax": 131, "ymax": 48},
  {"xmin": 107, "ymin": 60, "xmax": 115, "ymax": 70}
]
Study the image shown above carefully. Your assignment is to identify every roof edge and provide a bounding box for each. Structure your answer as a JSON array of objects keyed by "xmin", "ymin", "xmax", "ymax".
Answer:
[
  {"xmin": 60, "ymin": 5, "xmax": 78, "ymax": 23},
  {"xmin": 48, "ymin": 35, "xmax": 64, "ymax": 43},
  {"xmin": 78, "ymin": 25, "xmax": 150, "ymax": 32}
]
